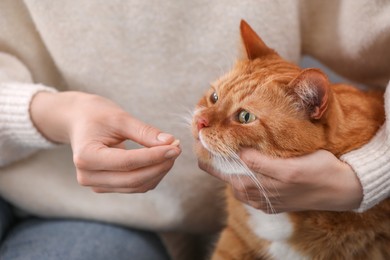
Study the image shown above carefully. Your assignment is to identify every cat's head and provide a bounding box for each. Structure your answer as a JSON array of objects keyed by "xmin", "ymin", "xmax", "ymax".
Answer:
[{"xmin": 192, "ymin": 20, "xmax": 331, "ymax": 174}]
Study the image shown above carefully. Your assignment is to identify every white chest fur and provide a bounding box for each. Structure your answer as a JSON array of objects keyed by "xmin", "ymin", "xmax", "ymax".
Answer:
[{"xmin": 244, "ymin": 205, "xmax": 308, "ymax": 260}]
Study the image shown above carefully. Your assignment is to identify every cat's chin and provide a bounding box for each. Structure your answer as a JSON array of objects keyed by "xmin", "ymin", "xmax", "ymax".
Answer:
[
  {"xmin": 194, "ymin": 140, "xmax": 212, "ymax": 163},
  {"xmin": 209, "ymin": 157, "xmax": 249, "ymax": 175},
  {"xmin": 195, "ymin": 140, "xmax": 249, "ymax": 176}
]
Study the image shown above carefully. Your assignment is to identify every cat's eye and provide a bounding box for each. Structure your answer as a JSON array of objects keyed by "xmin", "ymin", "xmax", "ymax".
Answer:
[
  {"xmin": 210, "ymin": 92, "xmax": 218, "ymax": 104},
  {"xmin": 238, "ymin": 110, "xmax": 256, "ymax": 124}
]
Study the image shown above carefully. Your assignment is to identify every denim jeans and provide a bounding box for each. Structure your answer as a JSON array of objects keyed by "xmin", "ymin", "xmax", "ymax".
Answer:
[{"xmin": 0, "ymin": 198, "xmax": 170, "ymax": 260}]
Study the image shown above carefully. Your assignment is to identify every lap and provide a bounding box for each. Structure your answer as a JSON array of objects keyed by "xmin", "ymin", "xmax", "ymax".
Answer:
[
  {"xmin": 0, "ymin": 198, "xmax": 13, "ymax": 241},
  {"xmin": 0, "ymin": 205, "xmax": 169, "ymax": 260}
]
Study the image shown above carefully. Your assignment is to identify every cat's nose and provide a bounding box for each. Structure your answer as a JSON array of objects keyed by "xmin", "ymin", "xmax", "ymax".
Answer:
[{"xmin": 197, "ymin": 117, "xmax": 209, "ymax": 131}]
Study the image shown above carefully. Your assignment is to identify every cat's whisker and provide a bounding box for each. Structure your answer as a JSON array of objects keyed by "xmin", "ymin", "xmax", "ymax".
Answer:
[
  {"xmin": 229, "ymin": 149, "xmax": 278, "ymax": 211},
  {"xmin": 216, "ymin": 156, "xmax": 247, "ymax": 200},
  {"xmin": 223, "ymin": 153, "xmax": 252, "ymax": 202},
  {"xmin": 241, "ymin": 165, "xmax": 275, "ymax": 214},
  {"xmin": 224, "ymin": 148, "xmax": 275, "ymax": 213},
  {"xmin": 166, "ymin": 107, "xmax": 197, "ymax": 129},
  {"xmin": 219, "ymin": 155, "xmax": 247, "ymax": 198}
]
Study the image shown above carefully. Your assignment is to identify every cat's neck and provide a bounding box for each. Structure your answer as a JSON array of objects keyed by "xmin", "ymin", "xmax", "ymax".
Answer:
[{"xmin": 322, "ymin": 84, "xmax": 384, "ymax": 157}]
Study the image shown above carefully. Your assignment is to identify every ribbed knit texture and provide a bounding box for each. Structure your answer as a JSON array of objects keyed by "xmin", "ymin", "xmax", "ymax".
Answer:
[
  {"xmin": 0, "ymin": 83, "xmax": 57, "ymax": 166},
  {"xmin": 341, "ymin": 82, "xmax": 390, "ymax": 212},
  {"xmin": 341, "ymin": 126, "xmax": 390, "ymax": 212}
]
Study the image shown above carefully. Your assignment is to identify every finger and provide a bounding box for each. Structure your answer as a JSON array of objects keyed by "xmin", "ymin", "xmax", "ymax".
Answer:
[
  {"xmin": 121, "ymin": 116, "xmax": 175, "ymax": 147},
  {"xmin": 77, "ymin": 159, "xmax": 174, "ymax": 189},
  {"xmin": 91, "ymin": 173, "xmax": 165, "ymax": 194},
  {"xmin": 232, "ymin": 187, "xmax": 269, "ymax": 201},
  {"xmin": 92, "ymin": 187, "xmax": 141, "ymax": 193},
  {"xmin": 239, "ymin": 148, "xmax": 295, "ymax": 180},
  {"xmin": 74, "ymin": 144, "xmax": 180, "ymax": 172},
  {"xmin": 111, "ymin": 141, "xmax": 126, "ymax": 149},
  {"xmin": 231, "ymin": 178, "xmax": 281, "ymax": 203},
  {"xmin": 236, "ymin": 197, "xmax": 273, "ymax": 213}
]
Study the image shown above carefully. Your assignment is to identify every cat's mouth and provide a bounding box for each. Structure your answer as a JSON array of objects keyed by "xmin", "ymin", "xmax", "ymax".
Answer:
[
  {"xmin": 198, "ymin": 132, "xmax": 210, "ymax": 150},
  {"xmin": 196, "ymin": 139, "xmax": 249, "ymax": 175},
  {"xmin": 197, "ymin": 130, "xmax": 233, "ymax": 157}
]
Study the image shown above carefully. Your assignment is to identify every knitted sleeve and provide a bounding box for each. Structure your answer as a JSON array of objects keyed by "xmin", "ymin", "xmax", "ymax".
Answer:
[
  {"xmin": 341, "ymin": 82, "xmax": 390, "ymax": 212},
  {"xmin": 0, "ymin": 52, "xmax": 58, "ymax": 167},
  {"xmin": 0, "ymin": 83, "xmax": 58, "ymax": 166}
]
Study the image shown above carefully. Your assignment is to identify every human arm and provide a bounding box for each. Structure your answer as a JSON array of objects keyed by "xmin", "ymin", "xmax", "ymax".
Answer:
[
  {"xmin": 0, "ymin": 51, "xmax": 60, "ymax": 166},
  {"xmin": 0, "ymin": 83, "xmax": 58, "ymax": 166}
]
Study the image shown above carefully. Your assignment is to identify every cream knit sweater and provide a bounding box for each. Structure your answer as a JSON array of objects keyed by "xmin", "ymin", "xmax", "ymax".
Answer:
[{"xmin": 0, "ymin": 0, "xmax": 389, "ymax": 236}]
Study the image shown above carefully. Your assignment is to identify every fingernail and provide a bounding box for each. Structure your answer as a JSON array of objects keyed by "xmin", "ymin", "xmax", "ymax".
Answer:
[
  {"xmin": 165, "ymin": 149, "xmax": 179, "ymax": 159},
  {"xmin": 170, "ymin": 139, "xmax": 180, "ymax": 147},
  {"xmin": 157, "ymin": 133, "xmax": 173, "ymax": 143}
]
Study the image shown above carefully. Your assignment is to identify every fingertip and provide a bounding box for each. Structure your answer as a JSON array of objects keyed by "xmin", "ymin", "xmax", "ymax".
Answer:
[
  {"xmin": 157, "ymin": 133, "xmax": 175, "ymax": 144},
  {"xmin": 170, "ymin": 139, "xmax": 180, "ymax": 147},
  {"xmin": 164, "ymin": 147, "xmax": 181, "ymax": 159}
]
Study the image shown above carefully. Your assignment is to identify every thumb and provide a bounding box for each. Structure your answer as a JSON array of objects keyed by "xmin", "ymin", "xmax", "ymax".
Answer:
[{"xmin": 122, "ymin": 116, "xmax": 175, "ymax": 147}]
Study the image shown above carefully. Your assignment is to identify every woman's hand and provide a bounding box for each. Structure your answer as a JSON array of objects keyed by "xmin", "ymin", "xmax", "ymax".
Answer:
[
  {"xmin": 199, "ymin": 149, "xmax": 363, "ymax": 213},
  {"xmin": 30, "ymin": 91, "xmax": 181, "ymax": 193}
]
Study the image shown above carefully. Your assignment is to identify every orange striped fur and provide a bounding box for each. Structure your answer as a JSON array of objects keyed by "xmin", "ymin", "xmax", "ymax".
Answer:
[{"xmin": 192, "ymin": 20, "xmax": 390, "ymax": 259}]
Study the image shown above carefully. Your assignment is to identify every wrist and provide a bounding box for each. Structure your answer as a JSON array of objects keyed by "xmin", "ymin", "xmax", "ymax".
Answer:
[
  {"xmin": 30, "ymin": 91, "xmax": 77, "ymax": 144},
  {"xmin": 336, "ymin": 161, "xmax": 363, "ymax": 210}
]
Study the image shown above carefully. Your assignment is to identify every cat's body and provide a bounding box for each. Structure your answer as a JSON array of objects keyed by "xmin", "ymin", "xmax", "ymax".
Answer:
[{"xmin": 192, "ymin": 21, "xmax": 390, "ymax": 259}]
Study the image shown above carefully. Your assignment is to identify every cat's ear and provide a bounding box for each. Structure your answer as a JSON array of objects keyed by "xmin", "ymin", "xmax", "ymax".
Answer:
[
  {"xmin": 240, "ymin": 20, "xmax": 275, "ymax": 60},
  {"xmin": 289, "ymin": 69, "xmax": 330, "ymax": 120}
]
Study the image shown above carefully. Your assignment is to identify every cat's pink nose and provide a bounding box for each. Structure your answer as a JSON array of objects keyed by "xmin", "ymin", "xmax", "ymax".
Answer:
[{"xmin": 197, "ymin": 117, "xmax": 209, "ymax": 131}]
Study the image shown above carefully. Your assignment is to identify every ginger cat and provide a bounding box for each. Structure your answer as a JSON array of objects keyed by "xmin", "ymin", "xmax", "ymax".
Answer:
[{"xmin": 192, "ymin": 20, "xmax": 390, "ymax": 260}]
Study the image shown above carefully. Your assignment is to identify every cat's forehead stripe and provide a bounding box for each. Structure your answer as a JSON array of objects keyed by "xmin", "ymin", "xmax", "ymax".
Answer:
[
  {"xmin": 218, "ymin": 74, "xmax": 248, "ymax": 93},
  {"xmin": 220, "ymin": 74, "xmax": 286, "ymax": 104},
  {"xmin": 211, "ymin": 59, "xmax": 300, "ymax": 111}
]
